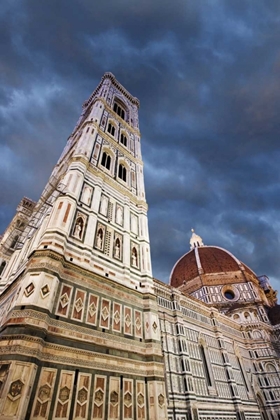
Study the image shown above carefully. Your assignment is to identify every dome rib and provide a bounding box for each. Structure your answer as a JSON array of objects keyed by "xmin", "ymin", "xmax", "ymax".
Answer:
[{"xmin": 170, "ymin": 246, "xmax": 255, "ymax": 289}]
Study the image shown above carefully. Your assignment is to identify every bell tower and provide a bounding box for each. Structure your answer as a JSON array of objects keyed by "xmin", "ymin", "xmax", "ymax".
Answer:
[
  {"xmin": 36, "ymin": 72, "xmax": 152, "ymax": 291},
  {"xmin": 0, "ymin": 74, "xmax": 167, "ymax": 420}
]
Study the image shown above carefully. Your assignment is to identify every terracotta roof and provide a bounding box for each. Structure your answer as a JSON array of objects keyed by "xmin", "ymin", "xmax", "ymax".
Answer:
[
  {"xmin": 199, "ymin": 247, "xmax": 240, "ymax": 273},
  {"xmin": 170, "ymin": 246, "xmax": 250, "ymax": 289},
  {"xmin": 170, "ymin": 249, "xmax": 198, "ymax": 288}
]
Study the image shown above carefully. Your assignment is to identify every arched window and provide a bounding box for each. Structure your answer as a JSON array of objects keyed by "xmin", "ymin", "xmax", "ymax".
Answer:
[
  {"xmin": 266, "ymin": 363, "xmax": 276, "ymax": 372},
  {"xmin": 113, "ymin": 102, "xmax": 125, "ymax": 120},
  {"xmin": 0, "ymin": 261, "xmax": 6, "ymax": 275},
  {"xmin": 11, "ymin": 235, "xmax": 19, "ymax": 249},
  {"xmin": 244, "ymin": 312, "xmax": 250, "ymax": 320},
  {"xmin": 107, "ymin": 123, "xmax": 115, "ymax": 136},
  {"xmin": 118, "ymin": 164, "xmax": 127, "ymax": 182},
  {"xmin": 120, "ymin": 133, "xmax": 127, "ymax": 147},
  {"xmin": 101, "ymin": 152, "xmax": 111, "ymax": 170}
]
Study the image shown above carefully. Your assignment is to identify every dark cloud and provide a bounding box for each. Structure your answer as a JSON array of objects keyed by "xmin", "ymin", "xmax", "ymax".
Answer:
[{"xmin": 1, "ymin": 0, "xmax": 280, "ymax": 292}]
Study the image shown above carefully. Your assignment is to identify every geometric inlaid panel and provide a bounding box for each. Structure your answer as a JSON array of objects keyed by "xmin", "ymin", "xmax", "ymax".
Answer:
[
  {"xmin": 56, "ymin": 284, "xmax": 73, "ymax": 318},
  {"xmin": 54, "ymin": 371, "xmax": 75, "ymax": 420},
  {"xmin": 112, "ymin": 302, "xmax": 122, "ymax": 333},
  {"xmin": 92, "ymin": 375, "xmax": 107, "ymax": 420},
  {"xmin": 136, "ymin": 381, "xmax": 146, "ymax": 420},
  {"xmin": 2, "ymin": 363, "xmax": 30, "ymax": 417},
  {"xmin": 86, "ymin": 294, "xmax": 99, "ymax": 326},
  {"xmin": 99, "ymin": 299, "xmax": 110, "ymax": 330},
  {"xmin": 74, "ymin": 373, "xmax": 91, "ymax": 420},
  {"xmin": 124, "ymin": 307, "xmax": 132, "ymax": 336},
  {"xmin": 134, "ymin": 310, "xmax": 142, "ymax": 338},
  {"xmin": 123, "ymin": 379, "xmax": 133, "ymax": 420},
  {"xmin": 108, "ymin": 377, "xmax": 120, "ymax": 420},
  {"xmin": 31, "ymin": 368, "xmax": 57, "ymax": 419},
  {"xmin": 71, "ymin": 289, "xmax": 86, "ymax": 322},
  {"xmin": 24, "ymin": 282, "xmax": 35, "ymax": 297},
  {"xmin": 40, "ymin": 284, "xmax": 50, "ymax": 299}
]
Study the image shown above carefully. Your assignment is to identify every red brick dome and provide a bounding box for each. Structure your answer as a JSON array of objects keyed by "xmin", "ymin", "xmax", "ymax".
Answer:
[{"xmin": 170, "ymin": 245, "xmax": 258, "ymax": 292}]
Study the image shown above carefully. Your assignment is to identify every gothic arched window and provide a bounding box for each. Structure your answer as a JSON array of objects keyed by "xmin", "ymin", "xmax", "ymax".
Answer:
[
  {"xmin": 0, "ymin": 261, "xmax": 6, "ymax": 275},
  {"xmin": 120, "ymin": 133, "xmax": 127, "ymax": 147},
  {"xmin": 107, "ymin": 123, "xmax": 115, "ymax": 136},
  {"xmin": 11, "ymin": 235, "xmax": 19, "ymax": 249},
  {"xmin": 113, "ymin": 102, "xmax": 125, "ymax": 120},
  {"xmin": 118, "ymin": 164, "xmax": 127, "ymax": 182},
  {"xmin": 101, "ymin": 152, "xmax": 111, "ymax": 170}
]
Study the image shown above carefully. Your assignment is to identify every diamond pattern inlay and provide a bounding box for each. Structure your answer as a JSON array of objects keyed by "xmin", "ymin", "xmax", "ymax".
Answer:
[
  {"xmin": 114, "ymin": 310, "xmax": 120, "ymax": 324},
  {"xmin": 125, "ymin": 313, "xmax": 131, "ymax": 328},
  {"xmin": 101, "ymin": 305, "xmax": 109, "ymax": 321},
  {"xmin": 60, "ymin": 293, "xmax": 69, "ymax": 308},
  {"xmin": 74, "ymin": 297, "xmax": 84, "ymax": 313},
  {"xmin": 88, "ymin": 302, "xmax": 96, "ymax": 317},
  {"xmin": 41, "ymin": 284, "xmax": 50, "ymax": 298},
  {"xmin": 135, "ymin": 316, "xmax": 141, "ymax": 330},
  {"xmin": 24, "ymin": 282, "xmax": 35, "ymax": 297}
]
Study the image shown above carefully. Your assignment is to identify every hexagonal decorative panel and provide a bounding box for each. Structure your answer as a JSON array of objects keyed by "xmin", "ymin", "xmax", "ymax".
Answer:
[
  {"xmin": 59, "ymin": 386, "xmax": 70, "ymax": 403},
  {"xmin": 8, "ymin": 379, "xmax": 24, "ymax": 400},
  {"xmin": 38, "ymin": 384, "xmax": 51, "ymax": 402},
  {"xmin": 77, "ymin": 387, "xmax": 87, "ymax": 405},
  {"xmin": 94, "ymin": 389, "xmax": 104, "ymax": 406},
  {"xmin": 124, "ymin": 391, "xmax": 132, "ymax": 407}
]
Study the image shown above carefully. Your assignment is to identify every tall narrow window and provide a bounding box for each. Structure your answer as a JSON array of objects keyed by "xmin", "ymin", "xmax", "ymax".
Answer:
[
  {"xmin": 101, "ymin": 152, "xmax": 111, "ymax": 170},
  {"xmin": 11, "ymin": 235, "xmax": 19, "ymax": 249},
  {"xmin": 200, "ymin": 345, "xmax": 212, "ymax": 386},
  {"xmin": 118, "ymin": 164, "xmax": 127, "ymax": 182},
  {"xmin": 113, "ymin": 102, "xmax": 125, "ymax": 120},
  {"xmin": 120, "ymin": 133, "xmax": 127, "ymax": 147},
  {"xmin": 107, "ymin": 123, "xmax": 115, "ymax": 136},
  {"xmin": 0, "ymin": 261, "xmax": 6, "ymax": 275}
]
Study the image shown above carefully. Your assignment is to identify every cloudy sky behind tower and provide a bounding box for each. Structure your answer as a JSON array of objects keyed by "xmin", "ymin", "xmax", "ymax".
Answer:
[{"xmin": 1, "ymin": 0, "xmax": 280, "ymax": 290}]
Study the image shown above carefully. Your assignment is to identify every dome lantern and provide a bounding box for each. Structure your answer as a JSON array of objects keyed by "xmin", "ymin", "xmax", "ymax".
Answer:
[{"xmin": 190, "ymin": 229, "xmax": 204, "ymax": 250}]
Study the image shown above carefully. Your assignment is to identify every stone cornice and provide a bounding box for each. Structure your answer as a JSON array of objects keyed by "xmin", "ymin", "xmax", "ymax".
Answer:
[{"xmin": 83, "ymin": 72, "xmax": 140, "ymax": 109}]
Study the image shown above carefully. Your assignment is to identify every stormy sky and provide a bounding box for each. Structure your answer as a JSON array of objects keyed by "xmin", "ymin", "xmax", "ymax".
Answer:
[{"xmin": 1, "ymin": 0, "xmax": 280, "ymax": 291}]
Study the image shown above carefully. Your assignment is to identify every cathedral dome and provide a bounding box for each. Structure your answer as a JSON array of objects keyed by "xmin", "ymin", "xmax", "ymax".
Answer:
[{"xmin": 170, "ymin": 231, "xmax": 259, "ymax": 295}]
